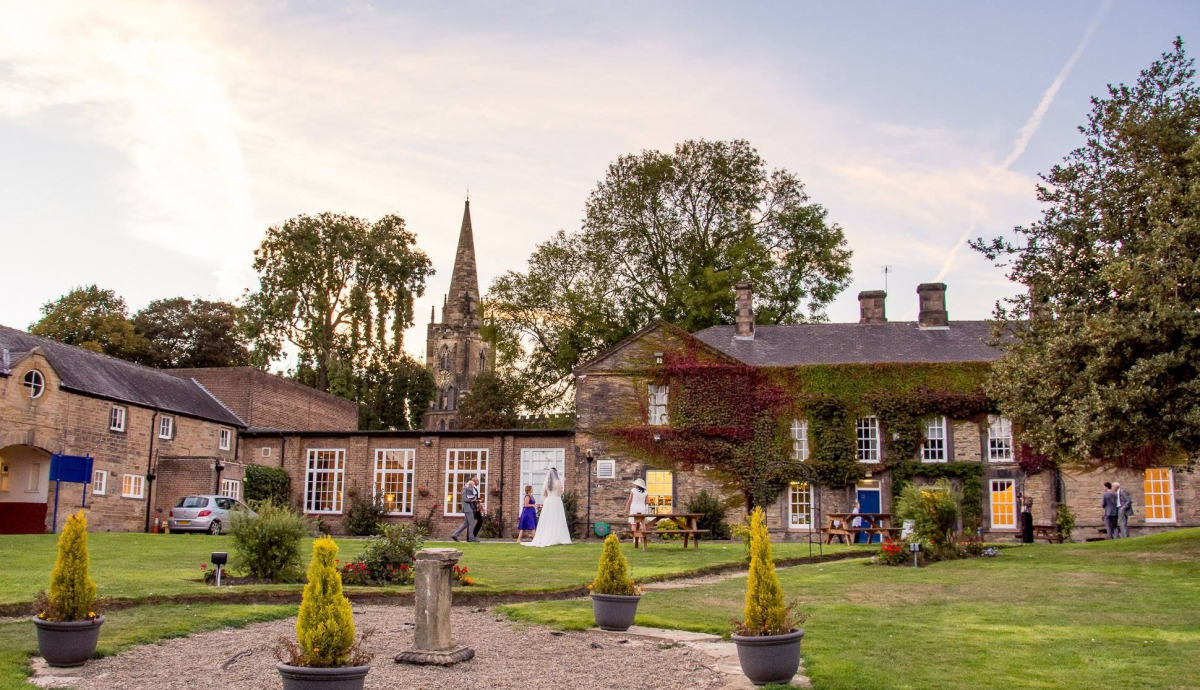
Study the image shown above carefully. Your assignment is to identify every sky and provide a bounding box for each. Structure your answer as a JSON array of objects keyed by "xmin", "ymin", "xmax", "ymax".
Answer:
[{"xmin": 1, "ymin": 0, "xmax": 1197, "ymax": 362}]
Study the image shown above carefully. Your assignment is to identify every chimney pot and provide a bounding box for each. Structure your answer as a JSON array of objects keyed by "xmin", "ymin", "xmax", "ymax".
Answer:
[
  {"xmin": 858, "ymin": 290, "xmax": 887, "ymax": 324},
  {"xmin": 734, "ymin": 282, "xmax": 755, "ymax": 339},
  {"xmin": 917, "ymin": 283, "xmax": 949, "ymax": 329}
]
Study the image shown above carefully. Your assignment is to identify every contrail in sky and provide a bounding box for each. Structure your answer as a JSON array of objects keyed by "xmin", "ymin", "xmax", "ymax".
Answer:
[{"xmin": 934, "ymin": 0, "xmax": 1114, "ymax": 282}]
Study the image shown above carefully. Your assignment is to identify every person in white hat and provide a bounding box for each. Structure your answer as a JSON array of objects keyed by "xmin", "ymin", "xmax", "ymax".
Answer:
[{"xmin": 625, "ymin": 478, "xmax": 649, "ymax": 544}]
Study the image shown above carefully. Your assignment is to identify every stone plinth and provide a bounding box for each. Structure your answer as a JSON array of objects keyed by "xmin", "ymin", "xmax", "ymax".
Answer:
[{"xmin": 395, "ymin": 548, "xmax": 475, "ymax": 666}]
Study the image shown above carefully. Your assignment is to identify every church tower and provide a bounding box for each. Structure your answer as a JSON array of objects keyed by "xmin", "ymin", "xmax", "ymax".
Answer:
[{"xmin": 425, "ymin": 200, "xmax": 490, "ymax": 430}]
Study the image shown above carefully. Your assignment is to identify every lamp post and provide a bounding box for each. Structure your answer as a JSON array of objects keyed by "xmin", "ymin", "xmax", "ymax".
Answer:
[
  {"xmin": 211, "ymin": 551, "xmax": 228, "ymax": 587},
  {"xmin": 909, "ymin": 541, "xmax": 921, "ymax": 568}
]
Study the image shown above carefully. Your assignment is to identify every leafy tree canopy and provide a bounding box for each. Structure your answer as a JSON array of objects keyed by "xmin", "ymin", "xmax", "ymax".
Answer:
[
  {"xmin": 972, "ymin": 39, "xmax": 1200, "ymax": 468},
  {"xmin": 30, "ymin": 285, "xmax": 145, "ymax": 359},
  {"xmin": 131, "ymin": 297, "xmax": 250, "ymax": 368},
  {"xmin": 457, "ymin": 370, "xmax": 523, "ymax": 429},
  {"xmin": 487, "ymin": 139, "xmax": 852, "ymax": 411}
]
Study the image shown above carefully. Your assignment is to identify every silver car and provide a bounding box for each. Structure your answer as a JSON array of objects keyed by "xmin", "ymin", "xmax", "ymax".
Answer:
[{"xmin": 168, "ymin": 495, "xmax": 254, "ymax": 535}]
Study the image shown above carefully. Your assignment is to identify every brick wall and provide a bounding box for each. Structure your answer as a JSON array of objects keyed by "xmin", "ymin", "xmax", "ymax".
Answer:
[{"xmin": 173, "ymin": 367, "xmax": 358, "ymax": 431}]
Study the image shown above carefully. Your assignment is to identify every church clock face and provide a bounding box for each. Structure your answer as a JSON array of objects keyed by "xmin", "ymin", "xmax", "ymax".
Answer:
[{"xmin": 436, "ymin": 369, "xmax": 452, "ymax": 388}]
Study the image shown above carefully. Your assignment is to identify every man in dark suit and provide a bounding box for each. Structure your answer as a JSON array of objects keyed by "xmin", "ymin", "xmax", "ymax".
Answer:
[
  {"xmin": 1114, "ymin": 482, "xmax": 1134, "ymax": 538},
  {"xmin": 451, "ymin": 476, "xmax": 480, "ymax": 542},
  {"xmin": 1102, "ymin": 482, "xmax": 1118, "ymax": 539}
]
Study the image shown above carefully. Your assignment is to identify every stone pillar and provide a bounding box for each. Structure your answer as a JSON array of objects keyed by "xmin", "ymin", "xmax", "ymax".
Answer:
[{"xmin": 395, "ymin": 548, "xmax": 475, "ymax": 666}]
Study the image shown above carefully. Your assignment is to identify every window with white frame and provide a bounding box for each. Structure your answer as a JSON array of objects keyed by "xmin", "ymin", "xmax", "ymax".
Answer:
[
  {"xmin": 92, "ymin": 470, "xmax": 107, "ymax": 495},
  {"xmin": 304, "ymin": 449, "xmax": 345, "ymax": 514},
  {"xmin": 1144, "ymin": 468, "xmax": 1176, "ymax": 523},
  {"xmin": 109, "ymin": 406, "xmax": 126, "ymax": 432},
  {"xmin": 261, "ymin": 447, "xmax": 272, "ymax": 458},
  {"xmin": 122, "ymin": 474, "xmax": 145, "ymax": 499},
  {"xmin": 595, "ymin": 459, "xmax": 616, "ymax": 479},
  {"xmin": 647, "ymin": 385, "xmax": 669, "ymax": 425},
  {"xmin": 445, "ymin": 449, "xmax": 488, "ymax": 516},
  {"xmin": 990, "ymin": 479, "xmax": 1016, "ymax": 529},
  {"xmin": 791, "ymin": 419, "xmax": 810, "ymax": 461},
  {"xmin": 220, "ymin": 478, "xmax": 242, "ymax": 501},
  {"xmin": 788, "ymin": 482, "xmax": 813, "ymax": 528},
  {"xmin": 520, "ymin": 448, "xmax": 565, "ymax": 509},
  {"xmin": 988, "ymin": 415, "xmax": 1014, "ymax": 462},
  {"xmin": 922, "ymin": 417, "xmax": 947, "ymax": 462},
  {"xmin": 375, "ymin": 449, "xmax": 415, "ymax": 515},
  {"xmin": 159, "ymin": 416, "xmax": 174, "ymax": 440},
  {"xmin": 646, "ymin": 470, "xmax": 673, "ymax": 513},
  {"xmin": 856, "ymin": 417, "xmax": 880, "ymax": 462},
  {"xmin": 23, "ymin": 370, "xmax": 45, "ymax": 398},
  {"xmin": 219, "ymin": 428, "xmax": 232, "ymax": 451}
]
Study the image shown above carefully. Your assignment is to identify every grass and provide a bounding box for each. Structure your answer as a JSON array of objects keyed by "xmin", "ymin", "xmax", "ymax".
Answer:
[
  {"xmin": 0, "ymin": 603, "xmax": 295, "ymax": 690},
  {"xmin": 0, "ymin": 532, "xmax": 863, "ymax": 606},
  {"xmin": 500, "ymin": 528, "xmax": 1200, "ymax": 690}
]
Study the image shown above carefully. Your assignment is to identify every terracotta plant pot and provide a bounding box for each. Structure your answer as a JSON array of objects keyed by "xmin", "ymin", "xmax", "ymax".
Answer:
[
  {"xmin": 731, "ymin": 628, "xmax": 804, "ymax": 686},
  {"xmin": 277, "ymin": 663, "xmax": 371, "ymax": 690},
  {"xmin": 590, "ymin": 593, "xmax": 641, "ymax": 631},
  {"xmin": 32, "ymin": 616, "xmax": 104, "ymax": 668}
]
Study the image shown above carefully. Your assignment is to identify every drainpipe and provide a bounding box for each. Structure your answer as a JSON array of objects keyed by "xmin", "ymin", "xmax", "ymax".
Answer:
[
  {"xmin": 143, "ymin": 410, "xmax": 159, "ymax": 534},
  {"xmin": 278, "ymin": 431, "xmax": 287, "ymax": 469},
  {"xmin": 497, "ymin": 434, "xmax": 506, "ymax": 539},
  {"xmin": 586, "ymin": 451, "xmax": 594, "ymax": 539}
]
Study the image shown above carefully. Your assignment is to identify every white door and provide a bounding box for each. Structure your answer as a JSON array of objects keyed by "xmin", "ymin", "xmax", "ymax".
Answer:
[{"xmin": 520, "ymin": 449, "xmax": 565, "ymax": 507}]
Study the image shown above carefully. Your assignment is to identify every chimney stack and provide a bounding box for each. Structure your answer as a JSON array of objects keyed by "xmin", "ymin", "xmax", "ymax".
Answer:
[
  {"xmin": 858, "ymin": 290, "xmax": 887, "ymax": 324},
  {"xmin": 917, "ymin": 283, "xmax": 949, "ymax": 329},
  {"xmin": 734, "ymin": 282, "xmax": 755, "ymax": 340}
]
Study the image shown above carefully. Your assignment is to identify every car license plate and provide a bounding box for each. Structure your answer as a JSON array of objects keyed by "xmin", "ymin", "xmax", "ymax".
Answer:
[{"xmin": 176, "ymin": 520, "xmax": 191, "ymax": 525}]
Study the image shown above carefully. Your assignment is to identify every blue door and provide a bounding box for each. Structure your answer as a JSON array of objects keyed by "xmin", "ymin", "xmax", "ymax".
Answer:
[{"xmin": 856, "ymin": 487, "xmax": 882, "ymax": 543}]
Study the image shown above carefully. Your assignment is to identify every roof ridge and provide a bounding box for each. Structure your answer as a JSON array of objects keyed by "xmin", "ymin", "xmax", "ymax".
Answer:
[{"xmin": 189, "ymin": 377, "xmax": 247, "ymax": 428}]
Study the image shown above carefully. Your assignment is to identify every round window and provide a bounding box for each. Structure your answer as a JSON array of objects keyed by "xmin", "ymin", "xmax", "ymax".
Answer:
[{"xmin": 23, "ymin": 370, "xmax": 45, "ymax": 399}]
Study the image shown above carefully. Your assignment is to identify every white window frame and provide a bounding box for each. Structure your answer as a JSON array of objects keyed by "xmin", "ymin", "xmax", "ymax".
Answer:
[
  {"xmin": 988, "ymin": 415, "xmax": 1014, "ymax": 462},
  {"xmin": 791, "ymin": 419, "xmax": 810, "ymax": 461},
  {"xmin": 159, "ymin": 416, "xmax": 174, "ymax": 440},
  {"xmin": 109, "ymin": 406, "xmax": 126, "ymax": 432},
  {"xmin": 122, "ymin": 473, "xmax": 145, "ymax": 499},
  {"xmin": 922, "ymin": 416, "xmax": 947, "ymax": 462},
  {"xmin": 646, "ymin": 470, "xmax": 673, "ymax": 513},
  {"xmin": 856, "ymin": 416, "xmax": 880, "ymax": 463},
  {"xmin": 445, "ymin": 449, "xmax": 489, "ymax": 517},
  {"xmin": 595, "ymin": 459, "xmax": 616, "ymax": 479},
  {"xmin": 304, "ymin": 449, "xmax": 346, "ymax": 514},
  {"xmin": 647, "ymin": 385, "xmax": 669, "ymax": 425},
  {"xmin": 519, "ymin": 448, "xmax": 566, "ymax": 510},
  {"xmin": 788, "ymin": 481, "xmax": 814, "ymax": 529},
  {"xmin": 989, "ymin": 479, "xmax": 1016, "ymax": 529},
  {"xmin": 261, "ymin": 447, "xmax": 272, "ymax": 458},
  {"xmin": 23, "ymin": 369, "xmax": 45, "ymax": 398},
  {"xmin": 219, "ymin": 428, "xmax": 232, "ymax": 451},
  {"xmin": 1144, "ymin": 468, "xmax": 1176, "ymax": 524},
  {"xmin": 220, "ymin": 478, "xmax": 242, "ymax": 501},
  {"xmin": 92, "ymin": 469, "xmax": 107, "ymax": 495},
  {"xmin": 374, "ymin": 449, "xmax": 416, "ymax": 516}
]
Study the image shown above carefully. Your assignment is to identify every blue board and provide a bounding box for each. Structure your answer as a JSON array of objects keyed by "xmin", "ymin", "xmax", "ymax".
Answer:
[{"xmin": 49, "ymin": 454, "xmax": 94, "ymax": 484}]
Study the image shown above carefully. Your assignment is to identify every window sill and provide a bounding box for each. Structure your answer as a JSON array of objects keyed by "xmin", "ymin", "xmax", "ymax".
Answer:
[
  {"xmin": 121, "ymin": 494, "xmax": 144, "ymax": 500},
  {"xmin": 306, "ymin": 511, "xmax": 343, "ymax": 515},
  {"xmin": 1144, "ymin": 519, "xmax": 1177, "ymax": 524}
]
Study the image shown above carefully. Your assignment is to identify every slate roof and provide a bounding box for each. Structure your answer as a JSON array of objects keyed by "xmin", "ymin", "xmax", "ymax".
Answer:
[
  {"xmin": 0, "ymin": 325, "xmax": 245, "ymax": 427},
  {"xmin": 692, "ymin": 321, "xmax": 1000, "ymax": 367}
]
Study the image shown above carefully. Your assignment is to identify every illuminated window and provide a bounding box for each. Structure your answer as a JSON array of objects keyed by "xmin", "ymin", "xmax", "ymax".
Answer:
[
  {"xmin": 791, "ymin": 419, "xmax": 809, "ymax": 461},
  {"xmin": 0, "ymin": 462, "xmax": 8, "ymax": 491},
  {"xmin": 304, "ymin": 449, "xmax": 345, "ymax": 514},
  {"xmin": 159, "ymin": 416, "xmax": 174, "ymax": 440},
  {"xmin": 647, "ymin": 385, "xmax": 669, "ymax": 425},
  {"xmin": 219, "ymin": 428, "xmax": 232, "ymax": 451},
  {"xmin": 92, "ymin": 470, "xmax": 107, "ymax": 495},
  {"xmin": 788, "ymin": 482, "xmax": 813, "ymax": 528},
  {"xmin": 375, "ymin": 449, "xmax": 415, "ymax": 516},
  {"xmin": 922, "ymin": 417, "xmax": 946, "ymax": 462},
  {"xmin": 445, "ymin": 449, "xmax": 488, "ymax": 516},
  {"xmin": 856, "ymin": 417, "xmax": 880, "ymax": 462},
  {"xmin": 122, "ymin": 474, "xmax": 145, "ymax": 499},
  {"xmin": 1144, "ymin": 468, "xmax": 1176, "ymax": 523},
  {"xmin": 990, "ymin": 479, "xmax": 1016, "ymax": 529},
  {"xmin": 646, "ymin": 470, "xmax": 673, "ymax": 513},
  {"xmin": 988, "ymin": 416, "xmax": 1014, "ymax": 461},
  {"xmin": 23, "ymin": 370, "xmax": 45, "ymax": 398},
  {"xmin": 520, "ymin": 448, "xmax": 565, "ymax": 509},
  {"xmin": 109, "ymin": 406, "xmax": 126, "ymax": 432},
  {"xmin": 220, "ymin": 478, "xmax": 242, "ymax": 501}
]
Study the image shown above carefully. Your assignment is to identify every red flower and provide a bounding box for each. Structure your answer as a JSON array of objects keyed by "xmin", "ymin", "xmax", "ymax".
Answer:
[{"xmin": 200, "ymin": 564, "xmax": 208, "ymax": 570}]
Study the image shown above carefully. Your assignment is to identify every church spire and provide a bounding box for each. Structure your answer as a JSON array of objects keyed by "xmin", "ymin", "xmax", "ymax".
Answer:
[{"xmin": 444, "ymin": 199, "xmax": 480, "ymax": 328}]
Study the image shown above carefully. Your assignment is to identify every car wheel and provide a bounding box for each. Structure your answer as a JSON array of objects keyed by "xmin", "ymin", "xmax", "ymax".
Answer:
[{"xmin": 209, "ymin": 520, "xmax": 222, "ymax": 535}]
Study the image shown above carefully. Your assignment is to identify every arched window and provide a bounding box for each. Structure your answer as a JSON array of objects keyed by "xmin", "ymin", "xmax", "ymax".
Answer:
[
  {"xmin": 447, "ymin": 387, "xmax": 457, "ymax": 411},
  {"xmin": 439, "ymin": 346, "xmax": 450, "ymax": 371},
  {"xmin": 23, "ymin": 370, "xmax": 45, "ymax": 399}
]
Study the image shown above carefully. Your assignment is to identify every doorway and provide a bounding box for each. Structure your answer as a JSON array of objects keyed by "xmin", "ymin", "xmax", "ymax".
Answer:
[{"xmin": 855, "ymin": 479, "xmax": 882, "ymax": 543}]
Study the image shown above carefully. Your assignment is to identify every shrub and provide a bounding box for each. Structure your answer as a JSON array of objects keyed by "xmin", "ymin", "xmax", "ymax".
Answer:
[
  {"xmin": 590, "ymin": 533, "xmax": 639, "ymax": 595},
  {"xmin": 895, "ymin": 478, "xmax": 961, "ymax": 550},
  {"xmin": 244, "ymin": 465, "xmax": 291, "ymax": 508},
  {"xmin": 451, "ymin": 564, "xmax": 476, "ymax": 587},
  {"xmin": 356, "ymin": 524, "xmax": 424, "ymax": 583},
  {"xmin": 562, "ymin": 491, "xmax": 582, "ymax": 538},
  {"xmin": 339, "ymin": 560, "xmax": 412, "ymax": 586},
  {"xmin": 293, "ymin": 538, "xmax": 358, "ymax": 667},
  {"xmin": 731, "ymin": 517, "xmax": 753, "ymax": 563},
  {"xmin": 733, "ymin": 507, "xmax": 801, "ymax": 636},
  {"xmin": 1055, "ymin": 502, "xmax": 1076, "ymax": 541},
  {"xmin": 476, "ymin": 509, "xmax": 503, "ymax": 538},
  {"xmin": 686, "ymin": 489, "xmax": 731, "ymax": 539},
  {"xmin": 877, "ymin": 540, "xmax": 908, "ymax": 566},
  {"xmin": 343, "ymin": 492, "xmax": 386, "ymax": 537},
  {"xmin": 40, "ymin": 510, "xmax": 98, "ymax": 622},
  {"xmin": 413, "ymin": 503, "xmax": 439, "ymax": 535},
  {"xmin": 230, "ymin": 501, "xmax": 310, "ymax": 581}
]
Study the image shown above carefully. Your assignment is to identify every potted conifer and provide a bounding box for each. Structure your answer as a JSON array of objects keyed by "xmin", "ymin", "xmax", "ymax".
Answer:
[
  {"xmin": 276, "ymin": 537, "xmax": 372, "ymax": 690},
  {"xmin": 589, "ymin": 533, "xmax": 644, "ymax": 631},
  {"xmin": 731, "ymin": 507, "xmax": 805, "ymax": 686},
  {"xmin": 33, "ymin": 510, "xmax": 104, "ymax": 668}
]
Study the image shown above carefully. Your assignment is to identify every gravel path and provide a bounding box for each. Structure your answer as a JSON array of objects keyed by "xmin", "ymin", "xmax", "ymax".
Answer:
[{"xmin": 68, "ymin": 606, "xmax": 726, "ymax": 690}]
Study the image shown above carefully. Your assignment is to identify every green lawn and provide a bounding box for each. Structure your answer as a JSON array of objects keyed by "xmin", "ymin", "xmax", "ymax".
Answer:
[
  {"xmin": 0, "ymin": 533, "xmax": 862, "ymax": 606},
  {"xmin": 500, "ymin": 529, "xmax": 1200, "ymax": 690}
]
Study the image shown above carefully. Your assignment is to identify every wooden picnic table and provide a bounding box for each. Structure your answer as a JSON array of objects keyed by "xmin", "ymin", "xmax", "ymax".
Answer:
[
  {"xmin": 628, "ymin": 512, "xmax": 705, "ymax": 550},
  {"xmin": 821, "ymin": 512, "xmax": 898, "ymax": 544},
  {"xmin": 1032, "ymin": 524, "xmax": 1064, "ymax": 543}
]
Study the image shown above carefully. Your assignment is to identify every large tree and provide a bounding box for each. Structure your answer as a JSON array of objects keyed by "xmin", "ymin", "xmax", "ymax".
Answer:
[
  {"xmin": 488, "ymin": 139, "xmax": 852, "ymax": 409},
  {"xmin": 457, "ymin": 370, "xmax": 523, "ymax": 429},
  {"xmin": 30, "ymin": 285, "xmax": 145, "ymax": 358},
  {"xmin": 296, "ymin": 352, "xmax": 434, "ymax": 431},
  {"xmin": 245, "ymin": 212, "xmax": 432, "ymax": 392},
  {"xmin": 972, "ymin": 39, "xmax": 1200, "ymax": 468},
  {"xmin": 131, "ymin": 297, "xmax": 250, "ymax": 368}
]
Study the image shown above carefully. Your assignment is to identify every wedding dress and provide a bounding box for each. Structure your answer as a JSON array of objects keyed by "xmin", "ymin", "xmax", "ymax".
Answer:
[{"xmin": 523, "ymin": 468, "xmax": 572, "ymax": 547}]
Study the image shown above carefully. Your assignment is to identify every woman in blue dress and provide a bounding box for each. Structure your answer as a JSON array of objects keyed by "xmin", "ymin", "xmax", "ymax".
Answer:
[{"xmin": 517, "ymin": 485, "xmax": 538, "ymax": 542}]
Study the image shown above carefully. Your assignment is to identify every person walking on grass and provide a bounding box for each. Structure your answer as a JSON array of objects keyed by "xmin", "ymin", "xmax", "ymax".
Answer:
[
  {"xmin": 452, "ymin": 475, "xmax": 480, "ymax": 543},
  {"xmin": 1102, "ymin": 482, "xmax": 1118, "ymax": 539},
  {"xmin": 517, "ymin": 485, "xmax": 538, "ymax": 542},
  {"xmin": 1114, "ymin": 482, "xmax": 1134, "ymax": 538}
]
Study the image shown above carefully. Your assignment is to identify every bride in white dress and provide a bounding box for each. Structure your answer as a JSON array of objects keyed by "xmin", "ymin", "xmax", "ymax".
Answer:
[{"xmin": 523, "ymin": 468, "xmax": 572, "ymax": 547}]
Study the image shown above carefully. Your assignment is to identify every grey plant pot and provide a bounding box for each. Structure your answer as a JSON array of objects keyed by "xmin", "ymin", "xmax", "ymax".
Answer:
[
  {"xmin": 590, "ymin": 593, "xmax": 641, "ymax": 631},
  {"xmin": 731, "ymin": 628, "xmax": 804, "ymax": 686},
  {"xmin": 277, "ymin": 663, "xmax": 371, "ymax": 690},
  {"xmin": 32, "ymin": 615, "xmax": 104, "ymax": 668}
]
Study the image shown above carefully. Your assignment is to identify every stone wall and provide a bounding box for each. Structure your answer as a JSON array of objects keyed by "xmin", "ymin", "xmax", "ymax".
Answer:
[
  {"xmin": 1061, "ymin": 467, "xmax": 1198, "ymax": 540},
  {"xmin": 173, "ymin": 367, "xmax": 358, "ymax": 432}
]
